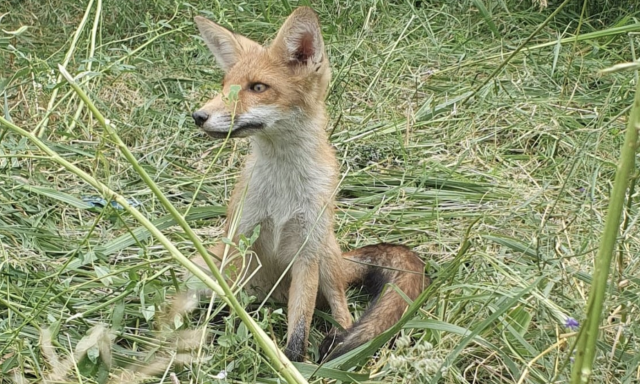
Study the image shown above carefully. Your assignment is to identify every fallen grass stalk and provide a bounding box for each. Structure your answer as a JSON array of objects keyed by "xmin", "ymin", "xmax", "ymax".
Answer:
[
  {"xmin": 0, "ymin": 68, "xmax": 308, "ymax": 384},
  {"xmin": 57, "ymin": 64, "xmax": 307, "ymax": 384},
  {"xmin": 570, "ymin": 66, "xmax": 640, "ymax": 383}
]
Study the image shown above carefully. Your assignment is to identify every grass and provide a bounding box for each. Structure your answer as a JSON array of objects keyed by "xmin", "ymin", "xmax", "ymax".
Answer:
[{"xmin": 1, "ymin": 0, "xmax": 640, "ymax": 383}]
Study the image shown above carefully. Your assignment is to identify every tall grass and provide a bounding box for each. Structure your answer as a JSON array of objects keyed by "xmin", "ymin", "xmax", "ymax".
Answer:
[{"xmin": 1, "ymin": 0, "xmax": 639, "ymax": 383}]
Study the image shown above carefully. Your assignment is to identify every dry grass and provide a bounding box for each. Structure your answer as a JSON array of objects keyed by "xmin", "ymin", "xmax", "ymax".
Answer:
[{"xmin": 1, "ymin": 0, "xmax": 640, "ymax": 383}]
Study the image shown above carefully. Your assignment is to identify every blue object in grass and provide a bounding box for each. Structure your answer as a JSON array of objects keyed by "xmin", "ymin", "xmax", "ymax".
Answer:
[
  {"xmin": 82, "ymin": 196, "xmax": 141, "ymax": 210},
  {"xmin": 564, "ymin": 317, "xmax": 579, "ymax": 330}
]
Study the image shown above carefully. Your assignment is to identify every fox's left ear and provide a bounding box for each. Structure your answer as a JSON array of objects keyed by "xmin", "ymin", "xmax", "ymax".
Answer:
[
  {"xmin": 194, "ymin": 16, "xmax": 261, "ymax": 72},
  {"xmin": 271, "ymin": 7, "xmax": 325, "ymax": 67}
]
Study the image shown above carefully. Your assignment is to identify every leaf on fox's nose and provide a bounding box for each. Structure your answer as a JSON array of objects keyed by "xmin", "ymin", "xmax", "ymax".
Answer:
[{"xmin": 228, "ymin": 84, "xmax": 241, "ymax": 102}]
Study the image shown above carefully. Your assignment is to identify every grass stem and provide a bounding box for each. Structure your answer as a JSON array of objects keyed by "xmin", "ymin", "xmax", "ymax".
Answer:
[{"xmin": 570, "ymin": 66, "xmax": 640, "ymax": 383}]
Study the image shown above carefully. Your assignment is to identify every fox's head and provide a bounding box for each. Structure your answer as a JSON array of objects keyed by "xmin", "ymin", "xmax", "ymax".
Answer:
[{"xmin": 192, "ymin": 7, "xmax": 330, "ymax": 139}]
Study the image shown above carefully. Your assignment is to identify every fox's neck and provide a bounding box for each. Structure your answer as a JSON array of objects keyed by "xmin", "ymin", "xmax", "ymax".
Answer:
[
  {"xmin": 238, "ymin": 112, "xmax": 338, "ymax": 236},
  {"xmin": 250, "ymin": 115, "xmax": 329, "ymax": 162}
]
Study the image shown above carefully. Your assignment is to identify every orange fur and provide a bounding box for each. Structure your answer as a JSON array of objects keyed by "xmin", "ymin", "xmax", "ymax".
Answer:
[{"xmin": 190, "ymin": 7, "xmax": 429, "ymax": 362}]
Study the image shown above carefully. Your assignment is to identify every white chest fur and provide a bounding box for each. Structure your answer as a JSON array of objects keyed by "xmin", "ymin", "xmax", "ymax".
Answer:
[{"xmin": 235, "ymin": 130, "xmax": 336, "ymax": 261}]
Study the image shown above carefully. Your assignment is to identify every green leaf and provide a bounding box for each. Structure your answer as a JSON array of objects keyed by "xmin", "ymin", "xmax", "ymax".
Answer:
[
  {"xmin": 483, "ymin": 234, "xmax": 538, "ymax": 259},
  {"xmin": 94, "ymin": 265, "xmax": 113, "ymax": 287},
  {"xmin": 94, "ymin": 205, "xmax": 225, "ymax": 256},
  {"xmin": 111, "ymin": 301, "xmax": 125, "ymax": 331},
  {"xmin": 228, "ymin": 84, "xmax": 241, "ymax": 102},
  {"xmin": 500, "ymin": 305, "xmax": 537, "ymax": 357},
  {"xmin": 471, "ymin": 0, "xmax": 499, "ymax": 36},
  {"xmin": 262, "ymin": 362, "xmax": 370, "ymax": 383},
  {"xmin": 141, "ymin": 305, "xmax": 155, "ymax": 321},
  {"xmin": 24, "ymin": 186, "xmax": 93, "ymax": 209},
  {"xmin": 504, "ymin": 306, "xmax": 532, "ymax": 337}
]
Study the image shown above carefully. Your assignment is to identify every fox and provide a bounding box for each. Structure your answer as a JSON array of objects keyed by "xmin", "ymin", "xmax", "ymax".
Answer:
[{"xmin": 189, "ymin": 7, "xmax": 429, "ymax": 362}]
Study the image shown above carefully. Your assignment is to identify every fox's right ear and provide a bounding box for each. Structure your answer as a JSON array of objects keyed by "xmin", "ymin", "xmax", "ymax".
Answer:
[
  {"xmin": 271, "ymin": 7, "xmax": 325, "ymax": 68},
  {"xmin": 194, "ymin": 16, "xmax": 259, "ymax": 71}
]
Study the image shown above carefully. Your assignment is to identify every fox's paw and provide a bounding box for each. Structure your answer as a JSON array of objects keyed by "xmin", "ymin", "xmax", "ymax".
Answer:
[
  {"xmin": 318, "ymin": 328, "xmax": 347, "ymax": 363},
  {"xmin": 284, "ymin": 346, "xmax": 305, "ymax": 362}
]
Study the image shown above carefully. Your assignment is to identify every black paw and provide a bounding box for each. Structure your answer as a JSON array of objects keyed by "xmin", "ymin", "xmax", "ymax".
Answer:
[
  {"xmin": 318, "ymin": 328, "xmax": 346, "ymax": 363},
  {"xmin": 284, "ymin": 347, "xmax": 305, "ymax": 362},
  {"xmin": 284, "ymin": 318, "xmax": 307, "ymax": 362}
]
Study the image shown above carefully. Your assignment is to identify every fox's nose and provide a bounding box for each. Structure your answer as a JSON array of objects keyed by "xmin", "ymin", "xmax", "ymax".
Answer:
[{"xmin": 192, "ymin": 111, "xmax": 209, "ymax": 127}]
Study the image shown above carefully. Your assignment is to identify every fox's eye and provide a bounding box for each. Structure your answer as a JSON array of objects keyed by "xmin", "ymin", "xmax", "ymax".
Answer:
[{"xmin": 250, "ymin": 83, "xmax": 269, "ymax": 93}]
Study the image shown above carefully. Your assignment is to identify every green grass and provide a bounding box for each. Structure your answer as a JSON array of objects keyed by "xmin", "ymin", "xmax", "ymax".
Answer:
[{"xmin": 1, "ymin": 0, "xmax": 640, "ymax": 383}]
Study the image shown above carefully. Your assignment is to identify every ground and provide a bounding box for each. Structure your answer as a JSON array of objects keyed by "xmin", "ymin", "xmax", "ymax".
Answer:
[{"xmin": 1, "ymin": 0, "xmax": 639, "ymax": 383}]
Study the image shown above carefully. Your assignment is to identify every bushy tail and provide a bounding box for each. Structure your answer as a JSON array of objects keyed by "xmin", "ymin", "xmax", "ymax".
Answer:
[{"xmin": 319, "ymin": 243, "xmax": 428, "ymax": 361}]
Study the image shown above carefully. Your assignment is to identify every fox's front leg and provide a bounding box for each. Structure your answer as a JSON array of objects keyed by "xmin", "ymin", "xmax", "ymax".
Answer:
[
  {"xmin": 284, "ymin": 257, "xmax": 319, "ymax": 362},
  {"xmin": 319, "ymin": 238, "xmax": 353, "ymax": 328},
  {"xmin": 316, "ymin": 244, "xmax": 353, "ymax": 361}
]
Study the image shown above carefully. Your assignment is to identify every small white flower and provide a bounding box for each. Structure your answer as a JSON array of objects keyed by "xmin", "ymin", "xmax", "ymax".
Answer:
[
  {"xmin": 387, "ymin": 354, "xmax": 407, "ymax": 370},
  {"xmin": 395, "ymin": 335, "xmax": 411, "ymax": 350},
  {"xmin": 416, "ymin": 341, "xmax": 433, "ymax": 352},
  {"xmin": 213, "ymin": 370, "xmax": 227, "ymax": 380}
]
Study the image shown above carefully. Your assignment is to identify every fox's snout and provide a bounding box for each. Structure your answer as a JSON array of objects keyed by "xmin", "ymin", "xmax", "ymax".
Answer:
[
  {"xmin": 191, "ymin": 104, "xmax": 272, "ymax": 139},
  {"xmin": 192, "ymin": 110, "xmax": 209, "ymax": 127}
]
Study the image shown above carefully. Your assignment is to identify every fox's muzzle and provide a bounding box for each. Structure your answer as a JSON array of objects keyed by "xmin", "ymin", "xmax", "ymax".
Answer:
[
  {"xmin": 192, "ymin": 109, "xmax": 265, "ymax": 139},
  {"xmin": 201, "ymin": 122, "xmax": 265, "ymax": 139}
]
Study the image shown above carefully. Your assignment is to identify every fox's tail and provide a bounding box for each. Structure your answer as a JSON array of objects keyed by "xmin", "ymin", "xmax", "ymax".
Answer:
[{"xmin": 319, "ymin": 243, "xmax": 428, "ymax": 361}]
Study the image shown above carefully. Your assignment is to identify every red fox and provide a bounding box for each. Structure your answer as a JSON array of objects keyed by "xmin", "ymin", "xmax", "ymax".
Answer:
[{"xmin": 190, "ymin": 7, "xmax": 428, "ymax": 362}]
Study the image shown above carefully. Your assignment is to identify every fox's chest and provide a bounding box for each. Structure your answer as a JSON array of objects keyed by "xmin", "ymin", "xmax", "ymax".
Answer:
[
  {"xmin": 236, "ymin": 156, "xmax": 333, "ymax": 258},
  {"xmin": 243, "ymin": 163, "xmax": 314, "ymax": 228}
]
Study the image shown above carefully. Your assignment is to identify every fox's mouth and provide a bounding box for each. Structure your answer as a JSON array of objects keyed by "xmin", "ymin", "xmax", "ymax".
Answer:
[
  {"xmin": 202, "ymin": 122, "xmax": 265, "ymax": 139},
  {"xmin": 193, "ymin": 106, "xmax": 278, "ymax": 138}
]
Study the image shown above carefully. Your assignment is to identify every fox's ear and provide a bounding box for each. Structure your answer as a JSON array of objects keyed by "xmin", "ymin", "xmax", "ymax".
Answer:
[
  {"xmin": 194, "ymin": 16, "xmax": 260, "ymax": 71},
  {"xmin": 271, "ymin": 7, "xmax": 325, "ymax": 67}
]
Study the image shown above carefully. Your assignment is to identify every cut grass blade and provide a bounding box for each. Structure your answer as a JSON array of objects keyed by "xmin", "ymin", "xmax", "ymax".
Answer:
[
  {"xmin": 66, "ymin": 0, "xmax": 102, "ymax": 134},
  {"xmin": 24, "ymin": 186, "xmax": 93, "ymax": 209},
  {"xmin": 482, "ymin": 234, "xmax": 537, "ymax": 259}
]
